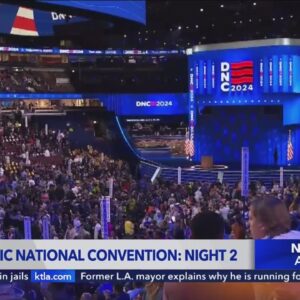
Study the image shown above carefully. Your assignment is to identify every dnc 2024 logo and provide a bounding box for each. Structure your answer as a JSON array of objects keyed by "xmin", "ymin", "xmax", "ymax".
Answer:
[{"xmin": 220, "ymin": 61, "xmax": 254, "ymax": 92}]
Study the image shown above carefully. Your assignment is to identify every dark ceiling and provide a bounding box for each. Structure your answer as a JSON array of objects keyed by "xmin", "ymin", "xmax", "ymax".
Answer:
[{"xmin": 1, "ymin": 1, "xmax": 300, "ymax": 49}]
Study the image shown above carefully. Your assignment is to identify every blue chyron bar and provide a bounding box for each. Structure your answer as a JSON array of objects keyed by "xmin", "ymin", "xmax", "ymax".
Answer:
[{"xmin": 37, "ymin": 0, "xmax": 146, "ymax": 24}]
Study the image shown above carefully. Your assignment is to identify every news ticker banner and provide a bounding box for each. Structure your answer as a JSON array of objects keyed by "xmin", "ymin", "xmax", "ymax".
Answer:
[
  {"xmin": 0, "ymin": 240, "xmax": 300, "ymax": 283},
  {"xmin": 2, "ymin": 270, "xmax": 300, "ymax": 284},
  {"xmin": 0, "ymin": 46, "xmax": 184, "ymax": 56},
  {"xmin": 0, "ymin": 240, "xmax": 252, "ymax": 270},
  {"xmin": 1, "ymin": 240, "xmax": 300, "ymax": 269}
]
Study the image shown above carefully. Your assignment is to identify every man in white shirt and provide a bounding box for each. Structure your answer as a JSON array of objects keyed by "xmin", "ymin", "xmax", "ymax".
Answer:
[
  {"xmin": 194, "ymin": 187, "xmax": 202, "ymax": 202},
  {"xmin": 44, "ymin": 149, "xmax": 50, "ymax": 157},
  {"xmin": 0, "ymin": 205, "xmax": 5, "ymax": 222},
  {"xmin": 94, "ymin": 219, "xmax": 101, "ymax": 239},
  {"xmin": 28, "ymin": 178, "xmax": 35, "ymax": 187},
  {"xmin": 219, "ymin": 202, "xmax": 230, "ymax": 221}
]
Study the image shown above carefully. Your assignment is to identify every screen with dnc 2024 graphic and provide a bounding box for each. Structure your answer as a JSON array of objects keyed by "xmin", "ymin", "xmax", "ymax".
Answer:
[{"xmin": 189, "ymin": 45, "xmax": 300, "ymax": 102}]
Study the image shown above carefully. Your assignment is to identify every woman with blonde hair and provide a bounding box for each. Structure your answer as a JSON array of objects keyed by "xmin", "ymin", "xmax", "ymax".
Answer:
[{"xmin": 249, "ymin": 195, "xmax": 300, "ymax": 300}]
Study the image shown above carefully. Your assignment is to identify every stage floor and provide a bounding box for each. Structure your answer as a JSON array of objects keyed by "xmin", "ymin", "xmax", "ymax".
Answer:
[{"xmin": 151, "ymin": 157, "xmax": 300, "ymax": 171}]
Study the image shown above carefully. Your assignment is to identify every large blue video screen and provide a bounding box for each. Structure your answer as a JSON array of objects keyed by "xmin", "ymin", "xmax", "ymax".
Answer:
[
  {"xmin": 37, "ymin": 0, "xmax": 146, "ymax": 24},
  {"xmin": 189, "ymin": 45, "xmax": 300, "ymax": 102},
  {"xmin": 0, "ymin": 3, "xmax": 86, "ymax": 36}
]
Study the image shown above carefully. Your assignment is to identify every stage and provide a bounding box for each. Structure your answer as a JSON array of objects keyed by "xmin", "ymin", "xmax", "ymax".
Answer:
[
  {"xmin": 148, "ymin": 157, "xmax": 300, "ymax": 170},
  {"xmin": 140, "ymin": 158, "xmax": 300, "ymax": 187}
]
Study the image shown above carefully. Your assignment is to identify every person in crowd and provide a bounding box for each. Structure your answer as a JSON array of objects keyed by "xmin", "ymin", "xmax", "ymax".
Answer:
[
  {"xmin": 249, "ymin": 195, "xmax": 300, "ymax": 300},
  {"xmin": 128, "ymin": 282, "xmax": 144, "ymax": 300},
  {"xmin": 124, "ymin": 216, "xmax": 135, "ymax": 238},
  {"xmin": 231, "ymin": 215, "xmax": 246, "ymax": 239},
  {"xmin": 142, "ymin": 283, "xmax": 163, "ymax": 300},
  {"xmin": 163, "ymin": 211, "xmax": 255, "ymax": 300},
  {"xmin": 81, "ymin": 292, "xmax": 93, "ymax": 300},
  {"xmin": 191, "ymin": 211, "xmax": 225, "ymax": 239},
  {"xmin": 111, "ymin": 283, "xmax": 130, "ymax": 300},
  {"xmin": 249, "ymin": 195, "xmax": 300, "ymax": 239}
]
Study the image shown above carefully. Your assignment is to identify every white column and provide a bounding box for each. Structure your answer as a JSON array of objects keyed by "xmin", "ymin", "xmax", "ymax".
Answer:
[
  {"xmin": 217, "ymin": 171, "xmax": 224, "ymax": 184},
  {"xmin": 100, "ymin": 197, "xmax": 108, "ymax": 239},
  {"xmin": 109, "ymin": 177, "xmax": 114, "ymax": 197},
  {"xmin": 45, "ymin": 123, "xmax": 48, "ymax": 136},
  {"xmin": 25, "ymin": 151, "xmax": 30, "ymax": 165},
  {"xmin": 241, "ymin": 147, "xmax": 249, "ymax": 197},
  {"xmin": 42, "ymin": 216, "xmax": 50, "ymax": 239},
  {"xmin": 177, "ymin": 167, "xmax": 182, "ymax": 185},
  {"xmin": 105, "ymin": 195, "xmax": 111, "ymax": 223},
  {"xmin": 24, "ymin": 216, "xmax": 32, "ymax": 240},
  {"xmin": 280, "ymin": 167, "xmax": 284, "ymax": 188}
]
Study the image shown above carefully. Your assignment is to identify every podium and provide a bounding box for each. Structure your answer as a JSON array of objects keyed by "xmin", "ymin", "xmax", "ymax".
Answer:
[{"xmin": 201, "ymin": 156, "xmax": 213, "ymax": 169}]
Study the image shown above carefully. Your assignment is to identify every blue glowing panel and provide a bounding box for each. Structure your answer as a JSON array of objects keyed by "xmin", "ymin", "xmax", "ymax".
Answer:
[
  {"xmin": 114, "ymin": 93, "xmax": 188, "ymax": 116},
  {"xmin": 197, "ymin": 106, "xmax": 288, "ymax": 166},
  {"xmin": 37, "ymin": 0, "xmax": 146, "ymax": 24}
]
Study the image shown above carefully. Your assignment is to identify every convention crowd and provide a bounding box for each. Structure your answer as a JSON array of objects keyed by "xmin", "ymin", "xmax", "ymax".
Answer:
[
  {"xmin": 0, "ymin": 69, "xmax": 49, "ymax": 93},
  {"xmin": 0, "ymin": 112, "xmax": 300, "ymax": 300}
]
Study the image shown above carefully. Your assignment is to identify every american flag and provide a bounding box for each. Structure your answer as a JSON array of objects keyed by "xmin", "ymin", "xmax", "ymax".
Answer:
[
  {"xmin": 185, "ymin": 129, "xmax": 190, "ymax": 157},
  {"xmin": 287, "ymin": 130, "xmax": 294, "ymax": 162},
  {"xmin": 189, "ymin": 139, "xmax": 195, "ymax": 157},
  {"xmin": 184, "ymin": 129, "xmax": 195, "ymax": 157}
]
